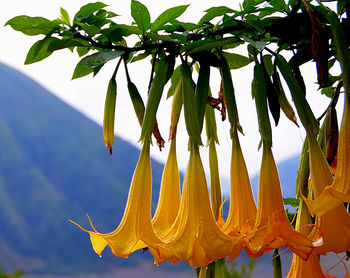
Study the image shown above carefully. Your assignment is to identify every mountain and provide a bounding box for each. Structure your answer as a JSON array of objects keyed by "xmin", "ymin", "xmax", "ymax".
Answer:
[{"xmin": 0, "ymin": 62, "xmax": 169, "ymax": 275}]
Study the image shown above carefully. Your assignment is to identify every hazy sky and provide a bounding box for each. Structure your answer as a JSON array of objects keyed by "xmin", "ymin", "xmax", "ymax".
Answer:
[{"xmin": 0, "ymin": 1, "xmax": 338, "ymax": 192}]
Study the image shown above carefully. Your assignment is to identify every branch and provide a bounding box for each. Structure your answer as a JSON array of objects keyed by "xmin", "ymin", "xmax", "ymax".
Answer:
[{"xmin": 73, "ymin": 32, "xmax": 175, "ymax": 53}]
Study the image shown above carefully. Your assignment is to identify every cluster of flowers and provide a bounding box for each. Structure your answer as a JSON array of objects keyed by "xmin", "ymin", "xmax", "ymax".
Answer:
[{"xmin": 71, "ymin": 55, "xmax": 350, "ymax": 276}]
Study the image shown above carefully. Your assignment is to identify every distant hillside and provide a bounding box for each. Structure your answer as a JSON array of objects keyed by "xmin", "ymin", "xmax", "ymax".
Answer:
[{"xmin": 0, "ymin": 63, "xmax": 166, "ymax": 275}]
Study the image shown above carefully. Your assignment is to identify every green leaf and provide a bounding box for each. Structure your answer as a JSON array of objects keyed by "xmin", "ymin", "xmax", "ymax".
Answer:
[
  {"xmin": 130, "ymin": 52, "xmax": 150, "ymax": 63},
  {"xmin": 76, "ymin": 46, "xmax": 90, "ymax": 57},
  {"xmin": 25, "ymin": 37, "xmax": 59, "ymax": 64},
  {"xmin": 245, "ymin": 14, "xmax": 264, "ymax": 33},
  {"xmin": 76, "ymin": 22, "xmax": 100, "ymax": 36},
  {"xmin": 222, "ymin": 52, "xmax": 252, "ymax": 69},
  {"xmin": 187, "ymin": 37, "xmax": 241, "ymax": 54},
  {"xmin": 47, "ymin": 38, "xmax": 86, "ymax": 52},
  {"xmin": 243, "ymin": 37, "xmax": 266, "ymax": 51},
  {"xmin": 262, "ymin": 54, "xmax": 273, "ymax": 75},
  {"xmin": 269, "ymin": 0, "xmax": 288, "ymax": 13},
  {"xmin": 60, "ymin": 7, "xmax": 70, "ymax": 25},
  {"xmin": 79, "ymin": 50, "xmax": 124, "ymax": 69},
  {"xmin": 167, "ymin": 65, "xmax": 181, "ymax": 99},
  {"xmin": 74, "ymin": 2, "xmax": 107, "ymax": 23},
  {"xmin": 5, "ymin": 16, "xmax": 58, "ymax": 36},
  {"xmin": 151, "ymin": 5, "xmax": 189, "ymax": 32},
  {"xmin": 72, "ymin": 61, "xmax": 94, "ymax": 79},
  {"xmin": 252, "ymin": 62, "xmax": 272, "ymax": 146},
  {"xmin": 131, "ymin": 0, "xmax": 151, "ymax": 33},
  {"xmin": 283, "ymin": 198, "xmax": 299, "ymax": 207},
  {"xmin": 198, "ymin": 6, "xmax": 236, "ymax": 25},
  {"xmin": 164, "ymin": 20, "xmax": 198, "ymax": 32},
  {"xmin": 242, "ymin": 0, "xmax": 265, "ymax": 9}
]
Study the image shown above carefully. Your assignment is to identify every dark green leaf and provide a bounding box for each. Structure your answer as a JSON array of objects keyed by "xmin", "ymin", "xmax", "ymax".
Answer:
[
  {"xmin": 283, "ymin": 198, "xmax": 299, "ymax": 207},
  {"xmin": 25, "ymin": 37, "xmax": 59, "ymax": 64},
  {"xmin": 76, "ymin": 46, "xmax": 90, "ymax": 57},
  {"xmin": 222, "ymin": 52, "xmax": 252, "ymax": 69},
  {"xmin": 79, "ymin": 50, "xmax": 124, "ymax": 69},
  {"xmin": 5, "ymin": 16, "xmax": 58, "ymax": 36},
  {"xmin": 187, "ymin": 37, "xmax": 241, "ymax": 54},
  {"xmin": 258, "ymin": 7, "xmax": 276, "ymax": 19},
  {"xmin": 47, "ymin": 38, "xmax": 86, "ymax": 52},
  {"xmin": 164, "ymin": 20, "xmax": 198, "ymax": 32},
  {"xmin": 245, "ymin": 14, "xmax": 264, "ymax": 33},
  {"xmin": 131, "ymin": 0, "xmax": 151, "ymax": 33},
  {"xmin": 76, "ymin": 22, "xmax": 100, "ymax": 36},
  {"xmin": 270, "ymin": 0, "xmax": 288, "ymax": 13},
  {"xmin": 167, "ymin": 65, "xmax": 181, "ymax": 99},
  {"xmin": 72, "ymin": 61, "xmax": 94, "ymax": 79},
  {"xmin": 60, "ymin": 7, "xmax": 70, "ymax": 25},
  {"xmin": 130, "ymin": 52, "xmax": 150, "ymax": 63},
  {"xmin": 262, "ymin": 54, "xmax": 273, "ymax": 75},
  {"xmin": 198, "ymin": 6, "xmax": 236, "ymax": 25},
  {"xmin": 74, "ymin": 2, "xmax": 107, "ymax": 22},
  {"xmin": 242, "ymin": 0, "xmax": 265, "ymax": 9},
  {"xmin": 151, "ymin": 5, "xmax": 189, "ymax": 32},
  {"xmin": 93, "ymin": 64, "xmax": 104, "ymax": 77}
]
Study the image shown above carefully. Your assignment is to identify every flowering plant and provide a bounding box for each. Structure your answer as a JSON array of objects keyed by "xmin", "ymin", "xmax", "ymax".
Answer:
[{"xmin": 6, "ymin": 0, "xmax": 350, "ymax": 276}]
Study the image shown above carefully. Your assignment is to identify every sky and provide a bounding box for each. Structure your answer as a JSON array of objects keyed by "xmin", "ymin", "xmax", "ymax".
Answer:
[{"xmin": 0, "ymin": 1, "xmax": 339, "ymax": 193}]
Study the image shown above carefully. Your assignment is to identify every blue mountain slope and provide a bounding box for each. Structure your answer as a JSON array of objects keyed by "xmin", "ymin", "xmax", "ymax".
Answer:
[{"xmin": 0, "ymin": 63, "xmax": 165, "ymax": 274}]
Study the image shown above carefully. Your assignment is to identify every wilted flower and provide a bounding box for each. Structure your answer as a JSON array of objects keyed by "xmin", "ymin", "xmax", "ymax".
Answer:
[
  {"xmin": 71, "ymin": 140, "xmax": 165, "ymax": 264},
  {"xmin": 159, "ymin": 143, "xmax": 242, "ymax": 267},
  {"xmin": 244, "ymin": 143, "xmax": 315, "ymax": 260}
]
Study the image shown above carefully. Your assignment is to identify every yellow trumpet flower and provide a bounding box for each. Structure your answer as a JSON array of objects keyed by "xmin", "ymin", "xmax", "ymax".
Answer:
[
  {"xmin": 304, "ymin": 134, "xmax": 350, "ymax": 254},
  {"xmin": 159, "ymin": 143, "xmax": 242, "ymax": 267},
  {"xmin": 219, "ymin": 130, "xmax": 256, "ymax": 261},
  {"xmin": 152, "ymin": 137, "xmax": 181, "ymax": 237},
  {"xmin": 70, "ymin": 140, "xmax": 165, "ymax": 265},
  {"xmin": 244, "ymin": 143, "xmax": 314, "ymax": 260},
  {"xmin": 287, "ymin": 200, "xmax": 334, "ymax": 278},
  {"xmin": 305, "ymin": 93, "xmax": 350, "ymax": 216}
]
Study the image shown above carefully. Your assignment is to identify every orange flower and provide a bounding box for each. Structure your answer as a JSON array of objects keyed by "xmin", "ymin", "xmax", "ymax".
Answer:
[
  {"xmin": 287, "ymin": 200, "xmax": 334, "ymax": 278},
  {"xmin": 159, "ymin": 143, "xmax": 242, "ymax": 267},
  {"xmin": 244, "ymin": 143, "xmax": 315, "ymax": 260},
  {"xmin": 219, "ymin": 130, "xmax": 256, "ymax": 261},
  {"xmin": 152, "ymin": 137, "xmax": 181, "ymax": 237},
  {"xmin": 70, "ymin": 140, "xmax": 165, "ymax": 265},
  {"xmin": 305, "ymin": 93, "xmax": 350, "ymax": 216},
  {"xmin": 304, "ymin": 133, "xmax": 350, "ymax": 254}
]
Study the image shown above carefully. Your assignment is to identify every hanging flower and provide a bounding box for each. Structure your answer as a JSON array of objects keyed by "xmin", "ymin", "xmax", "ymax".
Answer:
[
  {"xmin": 304, "ymin": 133, "xmax": 350, "ymax": 254},
  {"xmin": 287, "ymin": 200, "xmax": 335, "ymax": 278},
  {"xmin": 244, "ymin": 143, "xmax": 315, "ymax": 260},
  {"xmin": 304, "ymin": 93, "xmax": 350, "ymax": 216},
  {"xmin": 218, "ymin": 130, "xmax": 257, "ymax": 261},
  {"xmin": 159, "ymin": 143, "xmax": 242, "ymax": 267},
  {"xmin": 70, "ymin": 140, "xmax": 166, "ymax": 265},
  {"xmin": 152, "ymin": 137, "xmax": 181, "ymax": 237}
]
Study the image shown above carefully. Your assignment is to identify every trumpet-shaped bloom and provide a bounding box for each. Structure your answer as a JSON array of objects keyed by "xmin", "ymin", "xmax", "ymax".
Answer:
[
  {"xmin": 152, "ymin": 138, "xmax": 181, "ymax": 237},
  {"xmin": 304, "ymin": 133, "xmax": 350, "ymax": 254},
  {"xmin": 71, "ymin": 140, "xmax": 165, "ymax": 264},
  {"xmin": 159, "ymin": 143, "xmax": 242, "ymax": 267},
  {"xmin": 305, "ymin": 93, "xmax": 350, "ymax": 216},
  {"xmin": 244, "ymin": 143, "xmax": 315, "ymax": 260},
  {"xmin": 287, "ymin": 200, "xmax": 333, "ymax": 278},
  {"xmin": 219, "ymin": 130, "xmax": 256, "ymax": 261}
]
